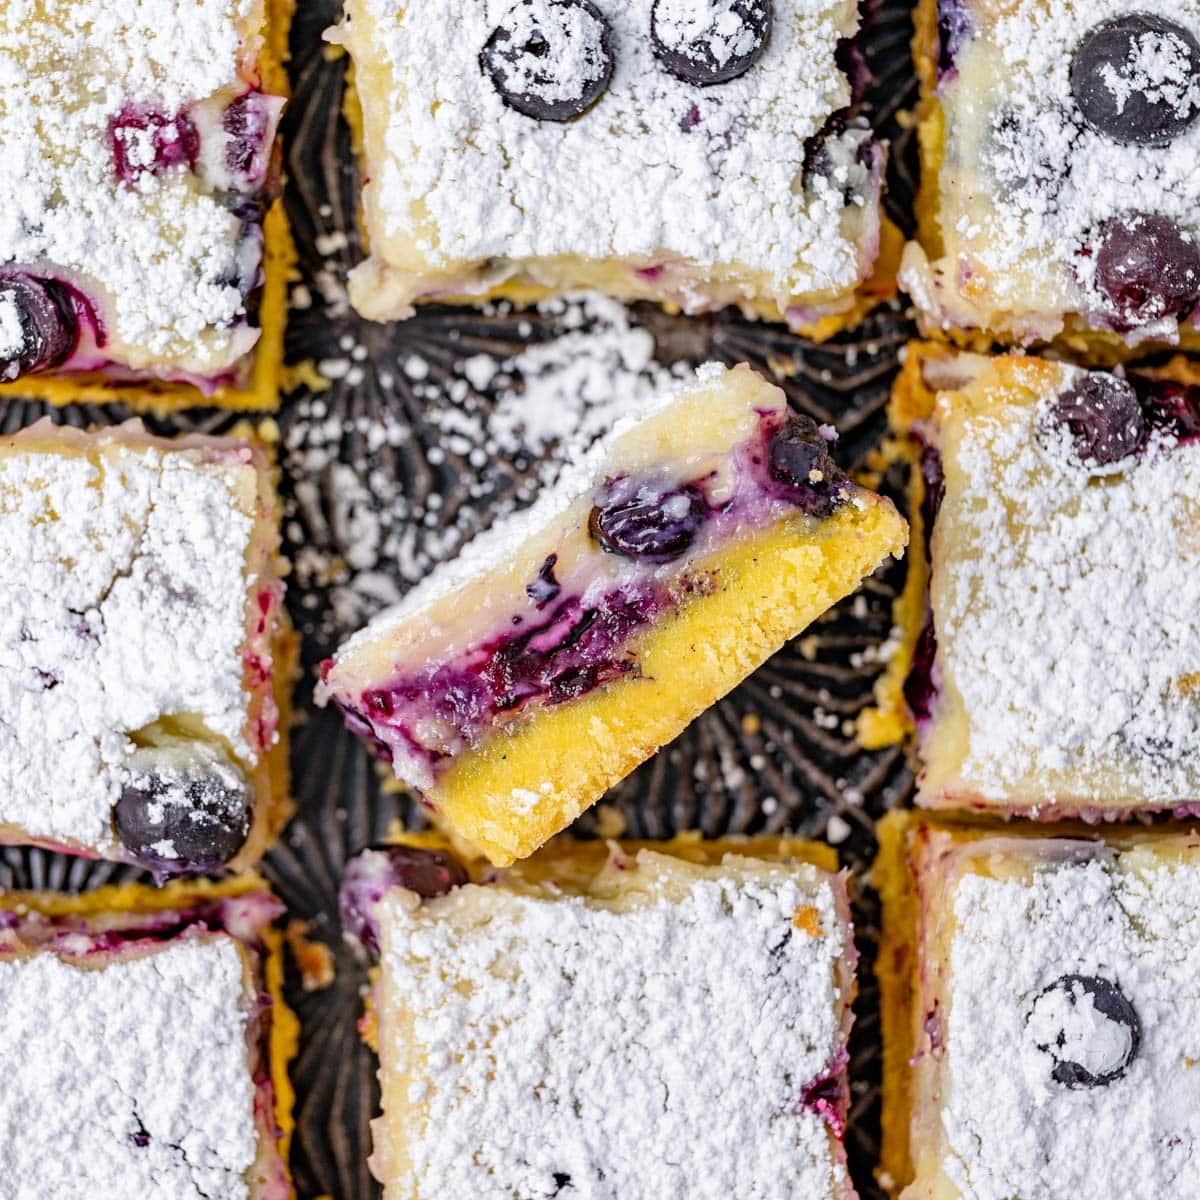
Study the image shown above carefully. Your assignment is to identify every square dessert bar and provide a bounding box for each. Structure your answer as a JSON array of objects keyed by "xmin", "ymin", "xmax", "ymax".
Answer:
[
  {"xmin": 903, "ymin": 1, "xmax": 1200, "ymax": 358},
  {"xmin": 0, "ymin": 419, "xmax": 295, "ymax": 872},
  {"xmin": 870, "ymin": 344, "xmax": 1200, "ymax": 817},
  {"xmin": 0, "ymin": 877, "xmax": 294, "ymax": 1199},
  {"xmin": 337, "ymin": 0, "xmax": 894, "ymax": 336},
  {"xmin": 365, "ymin": 835, "xmax": 858, "ymax": 1200},
  {"xmin": 317, "ymin": 363, "xmax": 907, "ymax": 866},
  {"xmin": 0, "ymin": 0, "xmax": 293, "ymax": 410},
  {"xmin": 878, "ymin": 813, "xmax": 1200, "ymax": 1199}
]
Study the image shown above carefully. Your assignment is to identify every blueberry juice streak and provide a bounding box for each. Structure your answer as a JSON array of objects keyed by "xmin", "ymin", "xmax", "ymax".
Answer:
[
  {"xmin": 329, "ymin": 412, "xmax": 852, "ymax": 786},
  {"xmin": 935, "ymin": 0, "xmax": 971, "ymax": 81}
]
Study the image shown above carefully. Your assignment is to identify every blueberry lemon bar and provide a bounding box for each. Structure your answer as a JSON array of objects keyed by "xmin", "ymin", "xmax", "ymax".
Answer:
[
  {"xmin": 878, "ymin": 812, "xmax": 1200, "ymax": 1198},
  {"xmin": 354, "ymin": 834, "xmax": 858, "ymax": 1200},
  {"xmin": 866, "ymin": 344, "xmax": 1200, "ymax": 818},
  {"xmin": 0, "ymin": 420, "xmax": 295, "ymax": 873},
  {"xmin": 0, "ymin": 876, "xmax": 294, "ymax": 1199},
  {"xmin": 334, "ymin": 0, "xmax": 895, "ymax": 336},
  {"xmin": 317, "ymin": 364, "xmax": 908, "ymax": 866},
  {"xmin": 904, "ymin": 1, "xmax": 1200, "ymax": 357},
  {"xmin": 0, "ymin": 0, "xmax": 292, "ymax": 410}
]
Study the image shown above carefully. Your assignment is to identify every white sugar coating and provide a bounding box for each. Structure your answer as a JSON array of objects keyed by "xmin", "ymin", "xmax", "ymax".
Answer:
[
  {"xmin": 0, "ymin": 294, "xmax": 23, "ymax": 359},
  {"xmin": 488, "ymin": 0, "xmax": 611, "ymax": 103},
  {"xmin": 653, "ymin": 0, "xmax": 762, "ymax": 65},
  {"xmin": 286, "ymin": 294, "xmax": 689, "ymax": 641},
  {"xmin": 935, "ymin": 850, "xmax": 1200, "ymax": 1196},
  {"xmin": 904, "ymin": 0, "xmax": 1200, "ymax": 337},
  {"xmin": 351, "ymin": 0, "xmax": 865, "ymax": 299},
  {"xmin": 377, "ymin": 862, "xmax": 853, "ymax": 1198},
  {"xmin": 327, "ymin": 359, "xmax": 732, "ymax": 659},
  {"xmin": 932, "ymin": 370, "xmax": 1200, "ymax": 803},
  {"xmin": 0, "ymin": 0, "xmax": 270, "ymax": 373},
  {"xmin": 0, "ymin": 938, "xmax": 258, "ymax": 1200},
  {"xmin": 0, "ymin": 433, "xmax": 259, "ymax": 852}
]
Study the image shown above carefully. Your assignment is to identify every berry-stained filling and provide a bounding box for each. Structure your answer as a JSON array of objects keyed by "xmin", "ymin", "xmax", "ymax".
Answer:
[
  {"xmin": 1070, "ymin": 15, "xmax": 1200, "ymax": 146},
  {"xmin": 650, "ymin": 0, "xmax": 772, "ymax": 86},
  {"xmin": 340, "ymin": 845, "xmax": 468, "ymax": 954},
  {"xmin": 326, "ymin": 409, "xmax": 851, "ymax": 779},
  {"xmin": 109, "ymin": 105, "xmax": 200, "ymax": 184},
  {"xmin": 936, "ymin": 0, "xmax": 971, "ymax": 78},
  {"xmin": 480, "ymin": 0, "xmax": 614, "ymax": 122}
]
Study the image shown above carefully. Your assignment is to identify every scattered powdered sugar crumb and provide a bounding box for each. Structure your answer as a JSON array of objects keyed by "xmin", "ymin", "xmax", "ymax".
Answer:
[
  {"xmin": 936, "ymin": 847, "xmax": 1200, "ymax": 1196},
  {"xmin": 0, "ymin": 938, "xmax": 259, "ymax": 1200},
  {"xmin": 653, "ymin": 0, "xmax": 762, "ymax": 67},
  {"xmin": 352, "ymin": 0, "xmax": 867, "ymax": 300},
  {"xmin": 0, "ymin": 294, "xmax": 23, "ymax": 358},
  {"xmin": 0, "ymin": 430, "xmax": 258, "ymax": 851},
  {"xmin": 377, "ymin": 860, "xmax": 853, "ymax": 1198},
  {"xmin": 0, "ymin": 0, "xmax": 269, "ymax": 371},
  {"xmin": 933, "ymin": 367, "xmax": 1200, "ymax": 803},
  {"xmin": 284, "ymin": 294, "xmax": 693, "ymax": 641}
]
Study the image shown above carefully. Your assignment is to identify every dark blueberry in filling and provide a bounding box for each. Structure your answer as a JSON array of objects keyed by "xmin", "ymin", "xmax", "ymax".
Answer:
[
  {"xmin": 651, "ymin": 0, "xmax": 770, "ymax": 86},
  {"xmin": 109, "ymin": 105, "xmax": 199, "ymax": 184},
  {"xmin": 1087, "ymin": 213, "xmax": 1200, "ymax": 330},
  {"xmin": 1046, "ymin": 374, "xmax": 1146, "ymax": 466},
  {"xmin": 903, "ymin": 615, "xmax": 939, "ymax": 725},
  {"xmin": 113, "ymin": 773, "xmax": 251, "ymax": 873},
  {"xmin": 802, "ymin": 113, "xmax": 876, "ymax": 204},
  {"xmin": 1070, "ymin": 14, "xmax": 1200, "ymax": 145},
  {"xmin": 223, "ymin": 91, "xmax": 283, "ymax": 190},
  {"xmin": 0, "ymin": 275, "xmax": 77, "ymax": 382},
  {"xmin": 1029, "ymin": 974, "xmax": 1141, "ymax": 1088},
  {"xmin": 481, "ymin": 0, "xmax": 614, "ymax": 122},
  {"xmin": 766, "ymin": 415, "xmax": 849, "ymax": 518},
  {"xmin": 526, "ymin": 553, "xmax": 562, "ymax": 606},
  {"xmin": 589, "ymin": 478, "xmax": 708, "ymax": 564},
  {"xmin": 936, "ymin": 0, "xmax": 972, "ymax": 78},
  {"xmin": 339, "ymin": 845, "xmax": 468, "ymax": 954}
]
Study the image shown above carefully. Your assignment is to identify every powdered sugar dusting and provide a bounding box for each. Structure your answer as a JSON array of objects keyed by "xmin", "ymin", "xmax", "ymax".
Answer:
[
  {"xmin": 0, "ymin": 938, "xmax": 260, "ymax": 1199},
  {"xmin": 0, "ymin": 427, "xmax": 262, "ymax": 853},
  {"xmin": 653, "ymin": 0, "xmax": 762, "ymax": 67},
  {"xmin": 903, "ymin": 1, "xmax": 1200, "ymax": 340},
  {"xmin": 376, "ymin": 855, "xmax": 853, "ymax": 1197},
  {"xmin": 347, "ymin": 0, "xmax": 868, "ymax": 306},
  {"xmin": 931, "ymin": 844, "xmax": 1200, "ymax": 1196},
  {"xmin": 0, "ymin": 0, "xmax": 274, "ymax": 374},
  {"xmin": 929, "ymin": 365, "xmax": 1200, "ymax": 805}
]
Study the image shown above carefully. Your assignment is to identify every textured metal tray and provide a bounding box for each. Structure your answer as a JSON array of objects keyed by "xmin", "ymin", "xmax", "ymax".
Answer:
[{"xmin": 0, "ymin": 1, "xmax": 920, "ymax": 1196}]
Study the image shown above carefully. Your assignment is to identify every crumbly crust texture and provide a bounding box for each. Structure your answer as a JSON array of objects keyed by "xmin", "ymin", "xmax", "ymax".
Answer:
[
  {"xmin": 0, "ymin": 937, "xmax": 260, "ymax": 1200},
  {"xmin": 917, "ymin": 835, "xmax": 1200, "ymax": 1197},
  {"xmin": 344, "ymin": 0, "xmax": 871, "ymax": 310},
  {"xmin": 375, "ymin": 852, "xmax": 854, "ymax": 1199},
  {"xmin": 904, "ymin": 0, "xmax": 1200, "ymax": 346},
  {"xmin": 0, "ymin": 0, "xmax": 272, "ymax": 375},
  {"xmin": 0, "ymin": 427, "xmax": 265, "ymax": 853},
  {"xmin": 924, "ymin": 358, "xmax": 1200, "ymax": 808}
]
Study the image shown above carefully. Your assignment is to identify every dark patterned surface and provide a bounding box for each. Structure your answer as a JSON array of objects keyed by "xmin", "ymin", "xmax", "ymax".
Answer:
[{"xmin": 0, "ymin": 2, "xmax": 920, "ymax": 1197}]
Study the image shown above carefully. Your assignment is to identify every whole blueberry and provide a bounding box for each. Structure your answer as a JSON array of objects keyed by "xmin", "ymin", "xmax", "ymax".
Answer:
[
  {"xmin": 1087, "ymin": 212, "xmax": 1200, "ymax": 330},
  {"xmin": 1070, "ymin": 14, "xmax": 1200, "ymax": 145},
  {"xmin": 113, "ymin": 773, "xmax": 251, "ymax": 873},
  {"xmin": 481, "ymin": 0, "xmax": 614, "ymax": 122},
  {"xmin": 0, "ymin": 275, "xmax": 77, "ymax": 382},
  {"xmin": 1047, "ymin": 373, "xmax": 1146, "ymax": 466},
  {"xmin": 766, "ymin": 415, "xmax": 848, "ymax": 517},
  {"xmin": 589, "ymin": 478, "xmax": 708, "ymax": 564},
  {"xmin": 1029, "ymin": 974, "xmax": 1141, "ymax": 1088},
  {"xmin": 340, "ymin": 845, "xmax": 468, "ymax": 954},
  {"xmin": 651, "ymin": 0, "xmax": 770, "ymax": 86}
]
